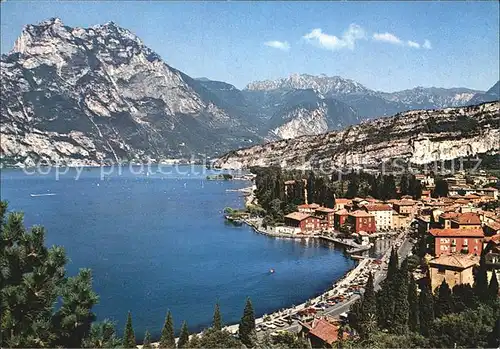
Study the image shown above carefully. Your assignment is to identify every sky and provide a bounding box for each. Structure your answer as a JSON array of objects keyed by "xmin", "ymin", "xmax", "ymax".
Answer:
[{"xmin": 1, "ymin": 1, "xmax": 499, "ymax": 92}]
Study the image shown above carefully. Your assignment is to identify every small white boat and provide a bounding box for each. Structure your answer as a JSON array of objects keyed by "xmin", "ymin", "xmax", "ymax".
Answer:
[
  {"xmin": 30, "ymin": 193, "xmax": 56, "ymax": 197},
  {"xmin": 269, "ymin": 268, "xmax": 275, "ymax": 274}
]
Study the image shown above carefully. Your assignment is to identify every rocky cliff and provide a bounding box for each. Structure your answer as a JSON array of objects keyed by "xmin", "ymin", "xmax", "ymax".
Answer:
[
  {"xmin": 214, "ymin": 102, "xmax": 500, "ymax": 170},
  {"xmin": 0, "ymin": 18, "xmax": 259, "ymax": 167}
]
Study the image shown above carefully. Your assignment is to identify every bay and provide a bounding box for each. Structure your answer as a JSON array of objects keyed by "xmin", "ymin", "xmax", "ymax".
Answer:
[{"xmin": 0, "ymin": 165, "xmax": 355, "ymax": 339}]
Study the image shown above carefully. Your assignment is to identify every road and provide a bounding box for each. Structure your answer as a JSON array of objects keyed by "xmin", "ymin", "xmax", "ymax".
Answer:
[{"xmin": 256, "ymin": 233, "xmax": 413, "ymax": 338}]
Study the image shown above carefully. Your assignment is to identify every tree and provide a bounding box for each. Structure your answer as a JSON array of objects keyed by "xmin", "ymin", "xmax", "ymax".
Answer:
[
  {"xmin": 188, "ymin": 334, "xmax": 200, "ymax": 348},
  {"xmin": 0, "ymin": 202, "xmax": 99, "ymax": 348},
  {"xmin": 143, "ymin": 330, "xmax": 152, "ymax": 349},
  {"xmin": 159, "ymin": 311, "xmax": 175, "ymax": 348},
  {"xmin": 213, "ymin": 303, "xmax": 223, "ymax": 330},
  {"xmin": 387, "ymin": 248, "xmax": 399, "ymax": 281},
  {"xmin": 452, "ymin": 284, "xmax": 478, "ymax": 313},
  {"xmin": 418, "ymin": 277, "xmax": 435, "ymax": 337},
  {"xmin": 391, "ymin": 260, "xmax": 409, "ymax": 335},
  {"xmin": 487, "ymin": 316, "xmax": 500, "ymax": 348},
  {"xmin": 82, "ymin": 320, "xmax": 122, "ymax": 348},
  {"xmin": 239, "ymin": 297, "xmax": 256, "ymax": 347},
  {"xmin": 433, "ymin": 179, "xmax": 449, "ymax": 198},
  {"xmin": 474, "ymin": 251, "xmax": 489, "ymax": 301},
  {"xmin": 123, "ymin": 312, "xmax": 136, "ymax": 348},
  {"xmin": 399, "ymin": 174, "xmax": 409, "ymax": 197},
  {"xmin": 178, "ymin": 321, "xmax": 190, "ymax": 348},
  {"xmin": 488, "ymin": 271, "xmax": 499, "ymax": 301},
  {"xmin": 359, "ymin": 273, "xmax": 377, "ymax": 338},
  {"xmin": 408, "ymin": 274, "xmax": 420, "ymax": 333},
  {"xmin": 198, "ymin": 328, "xmax": 241, "ymax": 348},
  {"xmin": 435, "ymin": 280, "xmax": 453, "ymax": 318}
]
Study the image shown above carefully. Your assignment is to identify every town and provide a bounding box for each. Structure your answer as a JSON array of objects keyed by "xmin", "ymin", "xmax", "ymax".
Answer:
[{"xmin": 223, "ymin": 168, "xmax": 500, "ymax": 347}]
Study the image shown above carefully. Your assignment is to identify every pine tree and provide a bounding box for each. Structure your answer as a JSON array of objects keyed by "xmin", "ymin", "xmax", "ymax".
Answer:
[
  {"xmin": 408, "ymin": 274, "xmax": 420, "ymax": 333},
  {"xmin": 239, "ymin": 297, "xmax": 256, "ymax": 347},
  {"xmin": 452, "ymin": 284, "xmax": 478, "ymax": 313},
  {"xmin": 418, "ymin": 277, "xmax": 435, "ymax": 337},
  {"xmin": 178, "ymin": 321, "xmax": 190, "ymax": 348},
  {"xmin": 159, "ymin": 311, "xmax": 175, "ymax": 348},
  {"xmin": 391, "ymin": 260, "xmax": 409, "ymax": 335},
  {"xmin": 387, "ymin": 248, "xmax": 399, "ymax": 281},
  {"xmin": 188, "ymin": 334, "xmax": 200, "ymax": 348},
  {"xmin": 488, "ymin": 271, "xmax": 499, "ymax": 301},
  {"xmin": 123, "ymin": 312, "xmax": 136, "ymax": 348},
  {"xmin": 399, "ymin": 174, "xmax": 409, "ymax": 197},
  {"xmin": 212, "ymin": 303, "xmax": 222, "ymax": 330},
  {"xmin": 435, "ymin": 280, "xmax": 453, "ymax": 318},
  {"xmin": 359, "ymin": 272, "xmax": 377, "ymax": 338},
  {"xmin": 474, "ymin": 251, "xmax": 489, "ymax": 301},
  {"xmin": 143, "ymin": 330, "xmax": 152, "ymax": 349}
]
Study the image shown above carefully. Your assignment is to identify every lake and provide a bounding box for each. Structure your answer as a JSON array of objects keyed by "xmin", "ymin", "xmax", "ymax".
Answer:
[{"xmin": 0, "ymin": 165, "xmax": 355, "ymax": 339}]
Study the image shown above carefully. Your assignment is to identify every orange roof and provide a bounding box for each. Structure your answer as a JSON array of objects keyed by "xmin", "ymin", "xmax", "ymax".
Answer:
[
  {"xmin": 284, "ymin": 212, "xmax": 311, "ymax": 221},
  {"xmin": 485, "ymin": 221, "xmax": 500, "ymax": 231},
  {"xmin": 349, "ymin": 210, "xmax": 374, "ymax": 218},
  {"xmin": 428, "ymin": 228, "xmax": 484, "ymax": 237},
  {"xmin": 316, "ymin": 207, "xmax": 335, "ymax": 213},
  {"xmin": 297, "ymin": 203, "xmax": 320, "ymax": 209},
  {"xmin": 482, "ymin": 187, "xmax": 499, "ymax": 191},
  {"xmin": 334, "ymin": 209, "xmax": 349, "ymax": 215},
  {"xmin": 308, "ymin": 319, "xmax": 342, "ymax": 345},
  {"xmin": 429, "ymin": 254, "xmax": 479, "ymax": 269},
  {"xmin": 364, "ymin": 204, "xmax": 392, "ymax": 212},
  {"xmin": 394, "ymin": 200, "xmax": 416, "ymax": 206},
  {"xmin": 440, "ymin": 212, "xmax": 460, "ymax": 219},
  {"xmin": 484, "ymin": 234, "xmax": 500, "ymax": 244},
  {"xmin": 451, "ymin": 213, "xmax": 481, "ymax": 225},
  {"xmin": 335, "ymin": 198, "xmax": 352, "ymax": 204}
]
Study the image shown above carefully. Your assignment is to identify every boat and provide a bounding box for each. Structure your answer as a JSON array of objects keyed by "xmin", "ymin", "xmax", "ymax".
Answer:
[
  {"xmin": 30, "ymin": 193, "xmax": 56, "ymax": 197},
  {"xmin": 269, "ymin": 268, "xmax": 275, "ymax": 274}
]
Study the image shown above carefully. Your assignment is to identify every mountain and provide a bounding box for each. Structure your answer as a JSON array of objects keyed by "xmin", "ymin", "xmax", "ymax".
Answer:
[
  {"xmin": 245, "ymin": 74, "xmax": 484, "ymax": 118},
  {"xmin": 468, "ymin": 81, "xmax": 500, "ymax": 105},
  {"xmin": 0, "ymin": 18, "xmax": 260, "ymax": 166},
  {"xmin": 213, "ymin": 102, "xmax": 500, "ymax": 170}
]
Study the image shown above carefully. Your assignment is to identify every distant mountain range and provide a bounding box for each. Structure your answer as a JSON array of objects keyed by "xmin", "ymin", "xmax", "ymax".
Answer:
[{"xmin": 1, "ymin": 18, "xmax": 498, "ymax": 166}]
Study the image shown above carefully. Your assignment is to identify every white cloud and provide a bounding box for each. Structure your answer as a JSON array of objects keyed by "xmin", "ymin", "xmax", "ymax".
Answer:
[
  {"xmin": 302, "ymin": 24, "xmax": 365, "ymax": 51},
  {"xmin": 423, "ymin": 39, "xmax": 432, "ymax": 49},
  {"xmin": 372, "ymin": 32, "xmax": 403, "ymax": 45},
  {"xmin": 264, "ymin": 40, "xmax": 290, "ymax": 51},
  {"xmin": 407, "ymin": 40, "xmax": 420, "ymax": 49}
]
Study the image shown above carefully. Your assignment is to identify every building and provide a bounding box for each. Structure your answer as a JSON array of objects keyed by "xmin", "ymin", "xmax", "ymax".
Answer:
[
  {"xmin": 363, "ymin": 204, "xmax": 393, "ymax": 231},
  {"xmin": 299, "ymin": 318, "xmax": 347, "ymax": 348},
  {"xmin": 315, "ymin": 207, "xmax": 335, "ymax": 229},
  {"xmin": 484, "ymin": 221, "xmax": 500, "ymax": 236},
  {"xmin": 483, "ymin": 235, "xmax": 500, "ymax": 283},
  {"xmin": 450, "ymin": 212, "xmax": 482, "ymax": 230},
  {"xmin": 351, "ymin": 198, "xmax": 369, "ymax": 209},
  {"xmin": 392, "ymin": 211, "xmax": 412, "ymax": 230},
  {"xmin": 439, "ymin": 212, "xmax": 460, "ymax": 229},
  {"xmin": 333, "ymin": 198, "xmax": 352, "ymax": 211},
  {"xmin": 428, "ymin": 228, "xmax": 484, "ymax": 256},
  {"xmin": 428, "ymin": 254, "xmax": 480, "ymax": 291},
  {"xmin": 297, "ymin": 203, "xmax": 320, "ymax": 214},
  {"xmin": 392, "ymin": 200, "xmax": 417, "ymax": 216},
  {"xmin": 334, "ymin": 209, "xmax": 349, "ymax": 231},
  {"xmin": 347, "ymin": 210, "xmax": 376, "ymax": 234},
  {"xmin": 479, "ymin": 187, "xmax": 499, "ymax": 200},
  {"xmin": 284, "ymin": 212, "xmax": 321, "ymax": 233}
]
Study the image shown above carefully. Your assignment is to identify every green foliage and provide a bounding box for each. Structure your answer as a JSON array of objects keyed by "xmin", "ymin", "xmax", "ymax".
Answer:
[
  {"xmin": 159, "ymin": 311, "xmax": 175, "ymax": 348},
  {"xmin": 239, "ymin": 297, "xmax": 256, "ymax": 347},
  {"xmin": 0, "ymin": 201, "xmax": 99, "ymax": 348},
  {"xmin": 197, "ymin": 327, "xmax": 241, "ymax": 348},
  {"xmin": 418, "ymin": 277, "xmax": 435, "ymax": 337},
  {"xmin": 82, "ymin": 320, "xmax": 122, "ymax": 348},
  {"xmin": 212, "ymin": 303, "xmax": 222, "ymax": 331},
  {"xmin": 452, "ymin": 284, "xmax": 478, "ymax": 313},
  {"xmin": 269, "ymin": 331, "xmax": 310, "ymax": 349},
  {"xmin": 408, "ymin": 274, "xmax": 420, "ymax": 333},
  {"xmin": 359, "ymin": 273, "xmax": 377, "ymax": 338},
  {"xmin": 474, "ymin": 251, "xmax": 489, "ymax": 301},
  {"xmin": 391, "ymin": 259, "xmax": 409, "ymax": 335},
  {"xmin": 488, "ymin": 271, "xmax": 499, "ymax": 301},
  {"xmin": 177, "ymin": 321, "xmax": 190, "ymax": 348},
  {"xmin": 432, "ymin": 179, "xmax": 449, "ymax": 198},
  {"xmin": 123, "ymin": 312, "xmax": 136, "ymax": 348},
  {"xmin": 143, "ymin": 330, "xmax": 152, "ymax": 349}
]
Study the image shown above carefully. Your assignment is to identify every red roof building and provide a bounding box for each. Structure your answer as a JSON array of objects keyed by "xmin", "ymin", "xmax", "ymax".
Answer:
[
  {"xmin": 428, "ymin": 228, "xmax": 484, "ymax": 256},
  {"xmin": 299, "ymin": 318, "xmax": 348, "ymax": 348},
  {"xmin": 348, "ymin": 210, "xmax": 376, "ymax": 234},
  {"xmin": 284, "ymin": 212, "xmax": 321, "ymax": 233},
  {"xmin": 450, "ymin": 212, "xmax": 482, "ymax": 229},
  {"xmin": 333, "ymin": 209, "xmax": 349, "ymax": 231}
]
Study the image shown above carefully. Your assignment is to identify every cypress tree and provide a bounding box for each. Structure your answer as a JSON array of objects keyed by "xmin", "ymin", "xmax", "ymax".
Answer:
[
  {"xmin": 489, "ymin": 271, "xmax": 499, "ymax": 301},
  {"xmin": 159, "ymin": 311, "xmax": 175, "ymax": 348},
  {"xmin": 399, "ymin": 174, "xmax": 409, "ymax": 197},
  {"xmin": 391, "ymin": 260, "xmax": 409, "ymax": 335},
  {"xmin": 452, "ymin": 283, "xmax": 478, "ymax": 313},
  {"xmin": 360, "ymin": 272, "xmax": 377, "ymax": 338},
  {"xmin": 408, "ymin": 274, "xmax": 420, "ymax": 333},
  {"xmin": 123, "ymin": 312, "xmax": 136, "ymax": 348},
  {"xmin": 419, "ymin": 276, "xmax": 435, "ymax": 337},
  {"xmin": 143, "ymin": 330, "xmax": 152, "ymax": 349},
  {"xmin": 435, "ymin": 280, "xmax": 453, "ymax": 318},
  {"xmin": 474, "ymin": 252, "xmax": 489, "ymax": 301},
  {"xmin": 213, "ymin": 303, "xmax": 222, "ymax": 330},
  {"xmin": 387, "ymin": 248, "xmax": 399, "ymax": 281},
  {"xmin": 239, "ymin": 297, "xmax": 256, "ymax": 347},
  {"xmin": 178, "ymin": 321, "xmax": 190, "ymax": 348}
]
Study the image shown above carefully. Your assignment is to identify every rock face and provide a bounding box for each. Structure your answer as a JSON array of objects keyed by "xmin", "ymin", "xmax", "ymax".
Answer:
[
  {"xmin": 468, "ymin": 81, "xmax": 500, "ymax": 105},
  {"xmin": 0, "ymin": 18, "xmax": 259, "ymax": 166},
  {"xmin": 213, "ymin": 102, "xmax": 500, "ymax": 170}
]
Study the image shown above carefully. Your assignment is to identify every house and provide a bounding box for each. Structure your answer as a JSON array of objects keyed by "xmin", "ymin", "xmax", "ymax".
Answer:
[
  {"xmin": 363, "ymin": 204, "xmax": 393, "ymax": 230},
  {"xmin": 347, "ymin": 210, "xmax": 376, "ymax": 234},
  {"xmin": 315, "ymin": 207, "xmax": 335, "ymax": 229},
  {"xmin": 297, "ymin": 203, "xmax": 321, "ymax": 214},
  {"xmin": 392, "ymin": 200, "xmax": 417, "ymax": 216},
  {"xmin": 352, "ymin": 197, "xmax": 369, "ymax": 209},
  {"xmin": 439, "ymin": 212, "xmax": 460, "ymax": 229},
  {"xmin": 421, "ymin": 190, "xmax": 432, "ymax": 199},
  {"xmin": 299, "ymin": 318, "xmax": 348, "ymax": 348},
  {"xmin": 428, "ymin": 228, "xmax": 484, "ymax": 256},
  {"xmin": 334, "ymin": 198, "xmax": 352, "ymax": 211},
  {"xmin": 450, "ymin": 212, "xmax": 482, "ymax": 230},
  {"xmin": 334, "ymin": 209, "xmax": 349, "ymax": 231},
  {"xmin": 415, "ymin": 174, "xmax": 435, "ymax": 188},
  {"xmin": 428, "ymin": 254, "xmax": 480, "ymax": 291},
  {"xmin": 484, "ymin": 221, "xmax": 500, "ymax": 236},
  {"xmin": 392, "ymin": 211, "xmax": 412, "ymax": 230},
  {"xmin": 479, "ymin": 187, "xmax": 499, "ymax": 200},
  {"xmin": 483, "ymin": 234, "xmax": 500, "ymax": 282},
  {"xmin": 284, "ymin": 212, "xmax": 321, "ymax": 233},
  {"xmin": 416, "ymin": 215, "xmax": 432, "ymax": 235}
]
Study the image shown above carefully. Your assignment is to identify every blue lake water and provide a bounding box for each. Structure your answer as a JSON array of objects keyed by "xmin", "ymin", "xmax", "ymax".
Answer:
[{"xmin": 0, "ymin": 165, "xmax": 355, "ymax": 339}]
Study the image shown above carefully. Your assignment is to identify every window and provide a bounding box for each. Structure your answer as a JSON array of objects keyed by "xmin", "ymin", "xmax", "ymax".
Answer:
[{"xmin": 437, "ymin": 267, "xmax": 446, "ymax": 274}]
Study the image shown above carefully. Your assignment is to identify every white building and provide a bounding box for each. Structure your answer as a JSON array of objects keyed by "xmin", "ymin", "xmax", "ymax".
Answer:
[{"xmin": 363, "ymin": 204, "xmax": 393, "ymax": 230}]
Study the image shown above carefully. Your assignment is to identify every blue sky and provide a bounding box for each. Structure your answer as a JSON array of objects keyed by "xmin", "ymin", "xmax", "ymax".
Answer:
[{"xmin": 1, "ymin": 1, "xmax": 499, "ymax": 92}]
